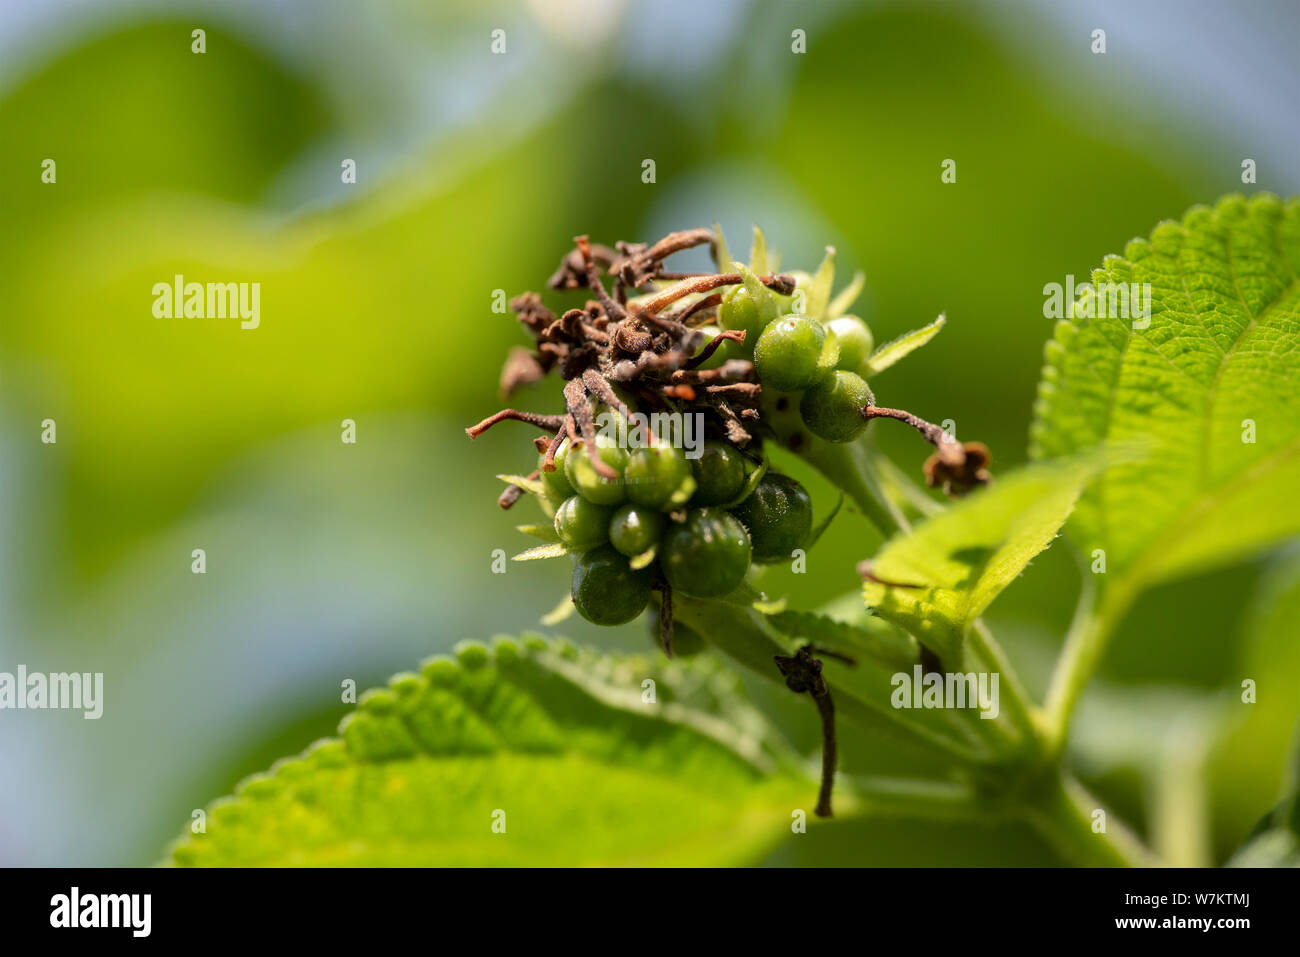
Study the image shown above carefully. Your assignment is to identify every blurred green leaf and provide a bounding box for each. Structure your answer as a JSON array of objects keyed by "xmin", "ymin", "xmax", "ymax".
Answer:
[
  {"xmin": 1030, "ymin": 194, "xmax": 1300, "ymax": 593},
  {"xmin": 169, "ymin": 636, "xmax": 807, "ymax": 866},
  {"xmin": 1228, "ymin": 776, "xmax": 1300, "ymax": 867},
  {"xmin": 1210, "ymin": 548, "xmax": 1300, "ymax": 854},
  {"xmin": 863, "ymin": 459, "xmax": 1096, "ymax": 662}
]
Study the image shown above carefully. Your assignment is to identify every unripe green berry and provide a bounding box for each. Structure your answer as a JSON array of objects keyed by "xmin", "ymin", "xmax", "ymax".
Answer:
[
  {"xmin": 718, "ymin": 285, "xmax": 768, "ymax": 342},
  {"xmin": 754, "ymin": 316, "xmax": 838, "ymax": 392},
  {"xmin": 538, "ymin": 438, "xmax": 574, "ymax": 502},
  {"xmin": 828, "ymin": 315, "xmax": 874, "ymax": 376},
  {"xmin": 729, "ymin": 473, "xmax": 813, "ymax": 564},
  {"xmin": 690, "ymin": 439, "xmax": 746, "ymax": 506},
  {"xmin": 624, "ymin": 444, "xmax": 692, "ymax": 508},
  {"xmin": 564, "ymin": 435, "xmax": 628, "ymax": 505},
  {"xmin": 660, "ymin": 508, "xmax": 751, "ymax": 598},
  {"xmin": 799, "ymin": 370, "xmax": 874, "ymax": 443},
  {"xmin": 608, "ymin": 504, "xmax": 665, "ymax": 557},
  {"xmin": 554, "ymin": 495, "xmax": 614, "ymax": 550},
  {"xmin": 571, "ymin": 545, "xmax": 652, "ymax": 625}
]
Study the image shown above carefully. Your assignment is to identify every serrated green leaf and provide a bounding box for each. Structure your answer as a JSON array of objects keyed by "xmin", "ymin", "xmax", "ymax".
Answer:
[
  {"xmin": 1030, "ymin": 194, "xmax": 1300, "ymax": 593},
  {"xmin": 512, "ymin": 542, "xmax": 570, "ymax": 561},
  {"xmin": 863, "ymin": 314, "xmax": 945, "ymax": 376},
  {"xmin": 806, "ymin": 246, "xmax": 837, "ymax": 322},
  {"xmin": 168, "ymin": 637, "xmax": 808, "ymax": 866},
  {"xmin": 828, "ymin": 269, "xmax": 866, "ymax": 320},
  {"xmin": 862, "ymin": 459, "xmax": 1097, "ymax": 662}
]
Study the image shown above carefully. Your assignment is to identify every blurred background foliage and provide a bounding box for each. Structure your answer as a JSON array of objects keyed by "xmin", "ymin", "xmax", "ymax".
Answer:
[{"xmin": 1, "ymin": 0, "xmax": 1296, "ymax": 866}]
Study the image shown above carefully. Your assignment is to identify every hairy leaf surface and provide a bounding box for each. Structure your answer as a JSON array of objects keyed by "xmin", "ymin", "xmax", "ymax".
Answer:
[
  {"xmin": 1030, "ymin": 194, "xmax": 1300, "ymax": 591},
  {"xmin": 169, "ymin": 637, "xmax": 806, "ymax": 866},
  {"xmin": 862, "ymin": 460, "xmax": 1095, "ymax": 661}
]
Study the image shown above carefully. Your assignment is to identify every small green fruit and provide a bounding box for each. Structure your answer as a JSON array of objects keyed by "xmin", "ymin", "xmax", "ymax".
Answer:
[
  {"xmin": 799, "ymin": 370, "xmax": 874, "ymax": 442},
  {"xmin": 718, "ymin": 285, "xmax": 768, "ymax": 341},
  {"xmin": 571, "ymin": 546, "xmax": 652, "ymax": 625},
  {"xmin": 828, "ymin": 315, "xmax": 874, "ymax": 376},
  {"xmin": 660, "ymin": 508, "xmax": 751, "ymax": 598},
  {"xmin": 554, "ymin": 495, "xmax": 615, "ymax": 550},
  {"xmin": 729, "ymin": 473, "xmax": 813, "ymax": 564},
  {"xmin": 564, "ymin": 435, "xmax": 628, "ymax": 505},
  {"xmin": 624, "ymin": 444, "xmax": 692, "ymax": 508},
  {"xmin": 690, "ymin": 439, "xmax": 747, "ymax": 506},
  {"xmin": 754, "ymin": 316, "xmax": 838, "ymax": 392},
  {"xmin": 538, "ymin": 438, "xmax": 574, "ymax": 502},
  {"xmin": 608, "ymin": 504, "xmax": 665, "ymax": 557}
]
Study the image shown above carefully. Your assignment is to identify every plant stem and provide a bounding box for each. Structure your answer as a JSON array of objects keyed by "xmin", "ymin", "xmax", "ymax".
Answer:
[
  {"xmin": 1024, "ymin": 773, "xmax": 1159, "ymax": 867},
  {"xmin": 844, "ymin": 776, "xmax": 982, "ymax": 820},
  {"xmin": 1042, "ymin": 579, "xmax": 1135, "ymax": 754},
  {"xmin": 967, "ymin": 619, "xmax": 1041, "ymax": 746},
  {"xmin": 675, "ymin": 596, "xmax": 991, "ymax": 765},
  {"xmin": 1150, "ymin": 733, "xmax": 1212, "ymax": 868},
  {"xmin": 799, "ymin": 435, "xmax": 909, "ymax": 538}
]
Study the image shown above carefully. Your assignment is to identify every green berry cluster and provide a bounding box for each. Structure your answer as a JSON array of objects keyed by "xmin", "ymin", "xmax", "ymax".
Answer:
[
  {"xmin": 542, "ymin": 432, "xmax": 813, "ymax": 626},
  {"xmin": 718, "ymin": 278, "xmax": 877, "ymax": 445}
]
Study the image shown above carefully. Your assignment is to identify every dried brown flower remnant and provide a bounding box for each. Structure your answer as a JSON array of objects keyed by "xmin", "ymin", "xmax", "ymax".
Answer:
[
  {"xmin": 861, "ymin": 406, "xmax": 992, "ymax": 499},
  {"xmin": 470, "ymin": 229, "xmax": 796, "ymax": 467},
  {"xmin": 923, "ymin": 441, "xmax": 992, "ymax": 497}
]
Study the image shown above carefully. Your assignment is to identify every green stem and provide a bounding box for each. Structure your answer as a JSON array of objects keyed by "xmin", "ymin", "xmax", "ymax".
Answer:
[
  {"xmin": 799, "ymin": 436, "xmax": 909, "ymax": 538},
  {"xmin": 1023, "ymin": 773, "xmax": 1159, "ymax": 867},
  {"xmin": 967, "ymin": 620, "xmax": 1041, "ymax": 747},
  {"xmin": 791, "ymin": 431, "xmax": 1163, "ymax": 866},
  {"xmin": 843, "ymin": 776, "xmax": 981, "ymax": 820},
  {"xmin": 1150, "ymin": 735, "xmax": 1212, "ymax": 868},
  {"xmin": 675, "ymin": 596, "xmax": 992, "ymax": 765},
  {"xmin": 1042, "ymin": 578, "xmax": 1135, "ymax": 754},
  {"xmin": 802, "ymin": 438, "xmax": 1041, "ymax": 754}
]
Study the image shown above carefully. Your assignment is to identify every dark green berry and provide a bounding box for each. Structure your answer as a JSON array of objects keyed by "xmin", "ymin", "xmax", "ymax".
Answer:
[
  {"xmin": 554, "ymin": 495, "xmax": 614, "ymax": 549},
  {"xmin": 690, "ymin": 439, "xmax": 747, "ymax": 506},
  {"xmin": 624, "ymin": 444, "xmax": 692, "ymax": 508},
  {"xmin": 729, "ymin": 473, "xmax": 813, "ymax": 564},
  {"xmin": 660, "ymin": 508, "xmax": 751, "ymax": 598},
  {"xmin": 571, "ymin": 545, "xmax": 652, "ymax": 625},
  {"xmin": 564, "ymin": 436, "xmax": 628, "ymax": 505},
  {"xmin": 608, "ymin": 504, "xmax": 665, "ymax": 557},
  {"xmin": 754, "ymin": 316, "xmax": 839, "ymax": 392},
  {"xmin": 538, "ymin": 438, "xmax": 574, "ymax": 502},
  {"xmin": 800, "ymin": 370, "xmax": 874, "ymax": 442},
  {"xmin": 828, "ymin": 315, "xmax": 874, "ymax": 377}
]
